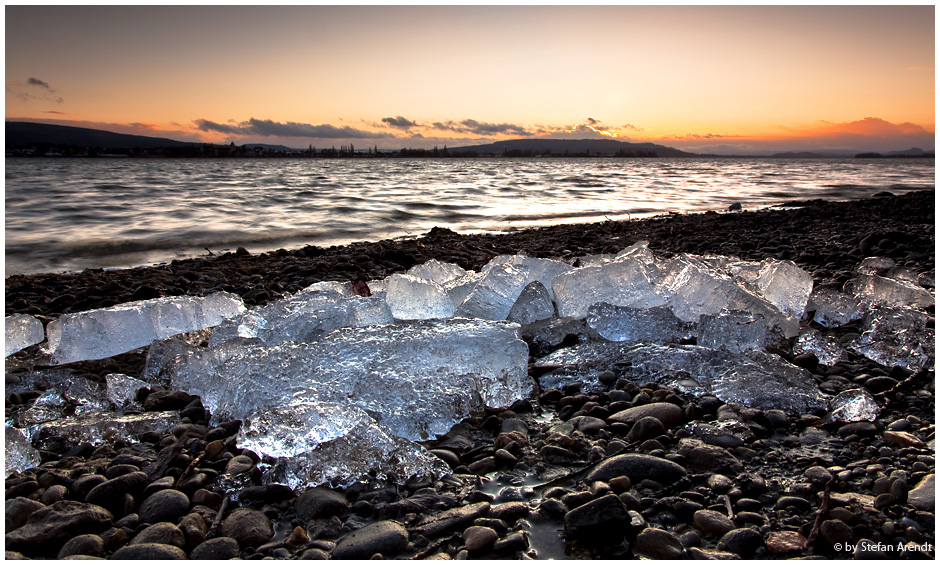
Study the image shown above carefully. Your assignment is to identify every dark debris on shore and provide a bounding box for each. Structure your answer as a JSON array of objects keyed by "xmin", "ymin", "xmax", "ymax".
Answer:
[{"xmin": 4, "ymin": 189, "xmax": 936, "ymax": 560}]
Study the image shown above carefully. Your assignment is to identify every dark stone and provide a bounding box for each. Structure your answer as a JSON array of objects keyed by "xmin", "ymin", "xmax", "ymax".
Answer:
[
  {"xmin": 220, "ymin": 507, "xmax": 274, "ymax": 548},
  {"xmin": 332, "ymin": 520, "xmax": 409, "ymax": 560},
  {"xmin": 489, "ymin": 501, "xmax": 529, "ymax": 522},
  {"xmin": 838, "ymin": 421, "xmax": 878, "ymax": 437},
  {"xmin": 692, "ymin": 509, "xmax": 735, "ymax": 537},
  {"xmin": 415, "ymin": 502, "xmax": 491, "ymax": 538},
  {"xmin": 493, "ymin": 531, "xmax": 528, "ymax": 554},
  {"xmin": 128, "ymin": 522, "xmax": 186, "ymax": 548},
  {"xmin": 5, "ymin": 497, "xmax": 45, "ymax": 531},
  {"xmin": 563, "ymin": 493, "xmax": 628, "ymax": 541},
  {"xmin": 717, "ymin": 527, "xmax": 764, "ymax": 557},
  {"xmin": 178, "ymin": 512, "xmax": 208, "ymax": 549},
  {"xmin": 294, "ymin": 487, "xmax": 350, "ymax": 522},
  {"xmin": 190, "ymin": 536, "xmax": 240, "ymax": 560},
  {"xmin": 820, "ymin": 519, "xmax": 856, "ymax": 547},
  {"xmin": 143, "ymin": 390, "xmax": 193, "ymax": 411},
  {"xmin": 585, "ymin": 454, "xmax": 687, "ymax": 485},
  {"xmin": 863, "ymin": 376, "xmax": 899, "ymax": 394},
  {"xmin": 609, "ymin": 402, "xmax": 683, "ymax": 427},
  {"xmin": 111, "ymin": 542, "xmax": 187, "ymax": 559},
  {"xmin": 238, "ymin": 484, "xmax": 294, "ymax": 505},
  {"xmin": 633, "ymin": 527, "xmax": 683, "ymax": 560},
  {"xmin": 138, "ymin": 489, "xmax": 190, "ymax": 525},
  {"xmin": 56, "ymin": 534, "xmax": 104, "ymax": 559},
  {"xmin": 5, "ymin": 500, "xmax": 113, "ymax": 555},
  {"xmin": 774, "ymin": 496, "xmax": 812, "ymax": 512},
  {"xmin": 84, "ymin": 471, "xmax": 149, "ymax": 510},
  {"xmin": 626, "ymin": 416, "xmax": 667, "ymax": 443}
]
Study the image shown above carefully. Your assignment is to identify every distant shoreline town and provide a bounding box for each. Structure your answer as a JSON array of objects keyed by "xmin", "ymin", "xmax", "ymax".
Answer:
[{"xmin": 5, "ymin": 121, "xmax": 935, "ymax": 160}]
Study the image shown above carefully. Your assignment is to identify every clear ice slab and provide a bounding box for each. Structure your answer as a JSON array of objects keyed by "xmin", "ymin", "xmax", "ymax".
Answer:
[
  {"xmin": 145, "ymin": 318, "xmax": 531, "ymax": 441},
  {"xmin": 508, "ymin": 281, "xmax": 555, "ymax": 326},
  {"xmin": 6, "ymin": 426, "xmax": 41, "ymax": 477},
  {"xmin": 808, "ymin": 287, "xmax": 865, "ymax": 328},
  {"xmin": 697, "ymin": 310, "xmax": 768, "ymax": 353},
  {"xmin": 849, "ymin": 307, "xmax": 934, "ymax": 370},
  {"xmin": 827, "ymin": 388, "xmax": 880, "ymax": 423},
  {"xmin": 44, "ymin": 292, "xmax": 245, "ymax": 365},
  {"xmin": 586, "ymin": 303, "xmax": 691, "ymax": 344},
  {"xmin": 552, "ymin": 254, "xmax": 665, "ymax": 319},
  {"xmin": 407, "ymin": 259, "xmax": 469, "ymax": 285},
  {"xmin": 793, "ymin": 328, "xmax": 847, "ymax": 367},
  {"xmin": 534, "ymin": 341, "xmax": 825, "ymax": 414},
  {"xmin": 237, "ymin": 399, "xmax": 450, "ymax": 489},
  {"xmin": 752, "ymin": 259, "xmax": 814, "ymax": 320},
  {"xmin": 5, "ymin": 314, "xmax": 45, "ymax": 357},
  {"xmin": 483, "ymin": 254, "xmax": 574, "ymax": 302},
  {"xmin": 851, "ymin": 273, "xmax": 934, "ymax": 310},
  {"xmin": 28, "ymin": 411, "xmax": 181, "ymax": 451},
  {"xmin": 385, "ymin": 274, "xmax": 456, "ymax": 320},
  {"xmin": 455, "ymin": 263, "xmax": 528, "ymax": 320}
]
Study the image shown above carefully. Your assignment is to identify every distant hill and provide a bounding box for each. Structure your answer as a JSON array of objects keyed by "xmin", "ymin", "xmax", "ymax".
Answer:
[
  {"xmin": 6, "ymin": 121, "xmax": 201, "ymax": 150},
  {"xmin": 445, "ymin": 138, "xmax": 697, "ymax": 157}
]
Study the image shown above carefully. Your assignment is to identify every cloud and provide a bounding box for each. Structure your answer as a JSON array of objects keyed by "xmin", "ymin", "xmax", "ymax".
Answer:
[
  {"xmin": 43, "ymin": 110, "xmax": 67, "ymax": 115},
  {"xmin": 27, "ymin": 77, "xmax": 54, "ymax": 91},
  {"xmin": 195, "ymin": 118, "xmax": 394, "ymax": 139},
  {"xmin": 381, "ymin": 116, "xmax": 418, "ymax": 130},
  {"xmin": 7, "ymin": 77, "xmax": 64, "ymax": 104},
  {"xmin": 431, "ymin": 119, "xmax": 532, "ymax": 136}
]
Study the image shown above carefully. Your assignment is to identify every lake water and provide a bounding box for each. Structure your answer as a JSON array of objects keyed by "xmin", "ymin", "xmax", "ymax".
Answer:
[{"xmin": 5, "ymin": 157, "xmax": 934, "ymax": 275}]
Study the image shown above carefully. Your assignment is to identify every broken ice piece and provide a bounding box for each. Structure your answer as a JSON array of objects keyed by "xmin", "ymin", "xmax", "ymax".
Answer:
[
  {"xmin": 407, "ymin": 259, "xmax": 468, "ymax": 285},
  {"xmin": 105, "ymin": 373, "xmax": 150, "ymax": 412},
  {"xmin": 14, "ymin": 378, "xmax": 109, "ymax": 429},
  {"xmin": 850, "ymin": 307, "xmax": 934, "ymax": 370},
  {"xmin": 44, "ymin": 292, "xmax": 245, "ymax": 365},
  {"xmin": 508, "ymin": 281, "xmax": 555, "ymax": 326},
  {"xmin": 852, "ymin": 273, "xmax": 934, "ymax": 310},
  {"xmin": 809, "ymin": 287, "xmax": 865, "ymax": 328},
  {"xmin": 443, "ymin": 272, "xmax": 484, "ymax": 308},
  {"xmin": 657, "ymin": 254, "xmax": 741, "ymax": 323},
  {"xmin": 347, "ymin": 296, "xmax": 394, "ymax": 327},
  {"xmin": 685, "ymin": 420, "xmax": 754, "ymax": 446},
  {"xmin": 6, "ymin": 426, "xmax": 40, "ymax": 477},
  {"xmin": 482, "ymin": 255, "xmax": 573, "ymax": 301},
  {"xmin": 828, "ymin": 388, "xmax": 880, "ymax": 422},
  {"xmin": 385, "ymin": 274, "xmax": 456, "ymax": 320},
  {"xmin": 586, "ymin": 303, "xmax": 690, "ymax": 344},
  {"xmin": 455, "ymin": 263, "xmax": 528, "ymax": 320},
  {"xmin": 29, "ymin": 411, "xmax": 181, "ymax": 452},
  {"xmin": 753, "ymin": 259, "xmax": 814, "ymax": 319},
  {"xmin": 793, "ymin": 328, "xmax": 847, "ymax": 367},
  {"xmin": 553, "ymin": 255, "xmax": 665, "ymax": 319},
  {"xmin": 857, "ymin": 256, "xmax": 897, "ymax": 275},
  {"xmin": 697, "ymin": 310, "xmax": 767, "ymax": 353},
  {"xmin": 5, "ymin": 314, "xmax": 45, "ymax": 357},
  {"xmin": 238, "ymin": 399, "xmax": 450, "ymax": 489}
]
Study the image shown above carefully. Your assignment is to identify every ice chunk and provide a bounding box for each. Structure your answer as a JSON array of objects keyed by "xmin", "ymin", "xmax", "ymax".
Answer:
[
  {"xmin": 14, "ymin": 378, "xmax": 109, "ymax": 429},
  {"xmin": 455, "ymin": 263, "xmax": 528, "ymax": 320},
  {"xmin": 534, "ymin": 341, "xmax": 824, "ymax": 414},
  {"xmin": 6, "ymin": 314, "xmax": 45, "ymax": 357},
  {"xmin": 443, "ymin": 272, "xmax": 484, "ymax": 308},
  {"xmin": 520, "ymin": 316, "xmax": 593, "ymax": 357},
  {"xmin": 614, "ymin": 240, "xmax": 657, "ymax": 263},
  {"xmin": 299, "ymin": 280, "xmax": 358, "ymax": 297},
  {"xmin": 857, "ymin": 256, "xmax": 897, "ymax": 275},
  {"xmin": 408, "ymin": 259, "xmax": 468, "ymax": 285},
  {"xmin": 44, "ymin": 292, "xmax": 245, "ymax": 364},
  {"xmin": 385, "ymin": 274, "xmax": 455, "ymax": 320},
  {"xmin": 347, "ymin": 296, "xmax": 394, "ymax": 327},
  {"xmin": 483, "ymin": 255, "xmax": 573, "ymax": 302},
  {"xmin": 29, "ymin": 411, "xmax": 181, "ymax": 451},
  {"xmin": 105, "ymin": 373, "xmax": 150, "ymax": 412},
  {"xmin": 238, "ymin": 399, "xmax": 450, "ymax": 489},
  {"xmin": 573, "ymin": 253, "xmax": 616, "ymax": 268},
  {"xmin": 697, "ymin": 310, "xmax": 767, "ymax": 353},
  {"xmin": 656, "ymin": 254, "xmax": 740, "ymax": 323},
  {"xmin": 587, "ymin": 303, "xmax": 691, "ymax": 344},
  {"xmin": 753, "ymin": 259, "xmax": 814, "ymax": 319},
  {"xmin": 685, "ymin": 420, "xmax": 754, "ymax": 444},
  {"xmin": 809, "ymin": 287, "xmax": 865, "ymax": 328},
  {"xmin": 727, "ymin": 260, "xmax": 762, "ymax": 284},
  {"xmin": 508, "ymin": 281, "xmax": 555, "ymax": 326},
  {"xmin": 553, "ymin": 255, "xmax": 665, "ymax": 319},
  {"xmin": 850, "ymin": 307, "xmax": 934, "ymax": 370},
  {"xmin": 793, "ymin": 328, "xmax": 847, "ymax": 367},
  {"xmin": 146, "ymin": 319, "xmax": 531, "ymax": 441},
  {"xmin": 852, "ymin": 273, "xmax": 934, "ymax": 310},
  {"xmin": 6, "ymin": 426, "xmax": 40, "ymax": 477},
  {"xmin": 828, "ymin": 388, "xmax": 880, "ymax": 422}
]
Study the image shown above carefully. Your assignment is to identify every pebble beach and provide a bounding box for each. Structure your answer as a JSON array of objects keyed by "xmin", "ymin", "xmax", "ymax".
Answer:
[{"xmin": 5, "ymin": 189, "xmax": 935, "ymax": 560}]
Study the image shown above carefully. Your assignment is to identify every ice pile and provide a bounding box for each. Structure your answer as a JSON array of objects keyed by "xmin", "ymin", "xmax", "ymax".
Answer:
[
  {"xmin": 533, "ymin": 341, "xmax": 826, "ymax": 414},
  {"xmin": 44, "ymin": 292, "xmax": 245, "ymax": 364},
  {"xmin": 5, "ymin": 314, "xmax": 45, "ymax": 357},
  {"xmin": 237, "ymin": 399, "xmax": 450, "ymax": 489},
  {"xmin": 849, "ymin": 307, "xmax": 934, "ymax": 370},
  {"xmin": 146, "ymin": 319, "xmax": 531, "ymax": 441}
]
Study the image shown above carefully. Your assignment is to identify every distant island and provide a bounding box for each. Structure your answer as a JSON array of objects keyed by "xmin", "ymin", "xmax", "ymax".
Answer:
[{"xmin": 4, "ymin": 121, "xmax": 935, "ymax": 159}]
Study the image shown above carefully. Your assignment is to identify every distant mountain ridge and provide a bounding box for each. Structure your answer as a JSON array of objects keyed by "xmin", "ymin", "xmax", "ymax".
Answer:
[
  {"xmin": 446, "ymin": 137, "xmax": 697, "ymax": 157},
  {"xmin": 6, "ymin": 121, "xmax": 200, "ymax": 150}
]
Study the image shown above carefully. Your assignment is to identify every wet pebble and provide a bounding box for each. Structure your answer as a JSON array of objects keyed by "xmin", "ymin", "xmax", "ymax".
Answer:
[
  {"xmin": 332, "ymin": 520, "xmax": 409, "ymax": 560},
  {"xmin": 692, "ymin": 509, "xmax": 735, "ymax": 537},
  {"xmin": 190, "ymin": 536, "xmax": 240, "ymax": 559},
  {"xmin": 56, "ymin": 534, "xmax": 104, "ymax": 559},
  {"xmin": 128, "ymin": 522, "xmax": 185, "ymax": 548},
  {"xmin": 138, "ymin": 489, "xmax": 190, "ymax": 524},
  {"xmin": 717, "ymin": 527, "xmax": 764, "ymax": 557},
  {"xmin": 633, "ymin": 527, "xmax": 683, "ymax": 560},
  {"xmin": 220, "ymin": 507, "xmax": 274, "ymax": 548},
  {"xmin": 111, "ymin": 542, "xmax": 187, "ymax": 560},
  {"xmin": 463, "ymin": 525, "xmax": 498, "ymax": 553}
]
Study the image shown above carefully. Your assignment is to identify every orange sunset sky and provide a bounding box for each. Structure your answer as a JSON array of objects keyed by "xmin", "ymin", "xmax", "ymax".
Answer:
[{"xmin": 5, "ymin": 4, "xmax": 936, "ymax": 155}]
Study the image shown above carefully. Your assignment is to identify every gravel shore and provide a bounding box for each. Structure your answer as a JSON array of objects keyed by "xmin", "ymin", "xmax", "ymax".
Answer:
[{"xmin": 5, "ymin": 189, "xmax": 935, "ymax": 559}]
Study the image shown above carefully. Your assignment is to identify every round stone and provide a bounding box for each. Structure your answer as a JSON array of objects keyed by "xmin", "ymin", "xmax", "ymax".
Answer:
[
  {"xmin": 138, "ymin": 489, "xmax": 190, "ymax": 525},
  {"xmin": 463, "ymin": 526, "xmax": 498, "ymax": 553},
  {"xmin": 692, "ymin": 509, "xmax": 735, "ymax": 537},
  {"xmin": 220, "ymin": 508, "xmax": 274, "ymax": 548},
  {"xmin": 189, "ymin": 537, "xmax": 240, "ymax": 560},
  {"xmin": 633, "ymin": 527, "xmax": 683, "ymax": 560}
]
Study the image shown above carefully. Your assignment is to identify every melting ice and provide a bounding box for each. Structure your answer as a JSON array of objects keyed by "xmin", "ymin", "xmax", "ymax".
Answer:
[{"xmin": 5, "ymin": 314, "xmax": 45, "ymax": 357}]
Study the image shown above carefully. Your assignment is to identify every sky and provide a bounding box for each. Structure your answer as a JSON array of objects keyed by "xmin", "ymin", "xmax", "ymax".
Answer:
[{"xmin": 5, "ymin": 4, "xmax": 936, "ymax": 155}]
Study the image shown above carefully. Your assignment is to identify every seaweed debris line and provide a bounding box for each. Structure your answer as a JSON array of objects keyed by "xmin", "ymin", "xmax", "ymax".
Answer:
[{"xmin": 5, "ymin": 238, "xmax": 935, "ymax": 559}]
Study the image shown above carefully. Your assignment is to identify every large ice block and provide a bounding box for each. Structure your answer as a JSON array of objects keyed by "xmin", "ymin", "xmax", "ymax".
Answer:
[
  {"xmin": 238, "ymin": 399, "xmax": 450, "ymax": 489},
  {"xmin": 656, "ymin": 254, "xmax": 741, "ymax": 323},
  {"xmin": 534, "ymin": 341, "xmax": 825, "ymax": 414},
  {"xmin": 852, "ymin": 273, "xmax": 934, "ymax": 310},
  {"xmin": 408, "ymin": 259, "xmax": 468, "ymax": 285},
  {"xmin": 850, "ymin": 307, "xmax": 934, "ymax": 370},
  {"xmin": 385, "ymin": 274, "xmax": 456, "ymax": 320},
  {"xmin": 508, "ymin": 281, "xmax": 555, "ymax": 326},
  {"xmin": 443, "ymin": 272, "xmax": 484, "ymax": 308},
  {"xmin": 809, "ymin": 287, "xmax": 865, "ymax": 328},
  {"xmin": 793, "ymin": 328, "xmax": 846, "ymax": 367},
  {"xmin": 828, "ymin": 388, "xmax": 880, "ymax": 423},
  {"xmin": 6, "ymin": 426, "xmax": 40, "ymax": 477},
  {"xmin": 146, "ymin": 318, "xmax": 532, "ymax": 441},
  {"xmin": 5, "ymin": 314, "xmax": 45, "ymax": 357},
  {"xmin": 697, "ymin": 310, "xmax": 767, "ymax": 353},
  {"xmin": 752, "ymin": 259, "xmax": 814, "ymax": 319},
  {"xmin": 43, "ymin": 292, "xmax": 245, "ymax": 364},
  {"xmin": 586, "ymin": 303, "xmax": 691, "ymax": 344},
  {"xmin": 857, "ymin": 256, "xmax": 897, "ymax": 275},
  {"xmin": 455, "ymin": 263, "xmax": 528, "ymax": 320},
  {"xmin": 483, "ymin": 254, "xmax": 574, "ymax": 302},
  {"xmin": 553, "ymin": 255, "xmax": 665, "ymax": 319}
]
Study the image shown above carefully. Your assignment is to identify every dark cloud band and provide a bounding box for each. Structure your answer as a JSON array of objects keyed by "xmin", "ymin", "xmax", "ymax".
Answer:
[{"xmin": 195, "ymin": 118, "xmax": 393, "ymax": 139}]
